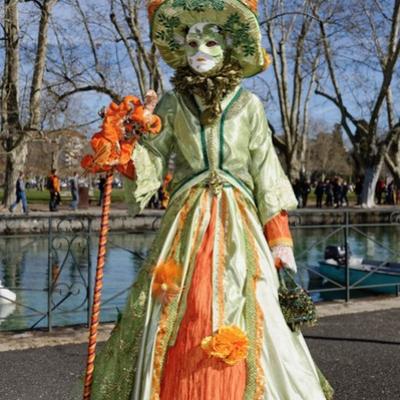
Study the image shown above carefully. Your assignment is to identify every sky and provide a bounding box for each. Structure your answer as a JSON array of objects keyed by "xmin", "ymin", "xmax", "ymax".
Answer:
[{"xmin": 3, "ymin": 0, "xmax": 398, "ymax": 143}]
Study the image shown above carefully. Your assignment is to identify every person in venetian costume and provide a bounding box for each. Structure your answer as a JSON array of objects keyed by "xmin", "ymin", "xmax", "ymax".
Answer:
[{"xmin": 86, "ymin": 0, "xmax": 334, "ymax": 399}]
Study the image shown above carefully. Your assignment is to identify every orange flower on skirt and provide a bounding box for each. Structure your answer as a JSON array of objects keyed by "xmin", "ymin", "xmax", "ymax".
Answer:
[
  {"xmin": 201, "ymin": 325, "xmax": 249, "ymax": 365},
  {"xmin": 152, "ymin": 259, "xmax": 182, "ymax": 304}
]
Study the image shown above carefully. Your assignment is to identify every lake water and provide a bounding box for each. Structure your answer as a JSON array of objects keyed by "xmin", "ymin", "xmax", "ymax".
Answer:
[{"xmin": 0, "ymin": 224, "xmax": 399, "ymax": 331}]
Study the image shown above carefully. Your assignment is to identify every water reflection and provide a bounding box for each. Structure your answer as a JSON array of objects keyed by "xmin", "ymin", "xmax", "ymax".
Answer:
[
  {"xmin": 0, "ymin": 225, "xmax": 399, "ymax": 330},
  {"xmin": 0, "ymin": 232, "xmax": 155, "ymax": 330},
  {"xmin": 292, "ymin": 225, "xmax": 400, "ymax": 301}
]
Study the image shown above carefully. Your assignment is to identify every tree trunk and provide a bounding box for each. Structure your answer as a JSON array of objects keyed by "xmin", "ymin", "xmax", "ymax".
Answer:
[
  {"xmin": 299, "ymin": 132, "xmax": 308, "ymax": 179},
  {"xmin": 360, "ymin": 160, "xmax": 383, "ymax": 208},
  {"xmin": 287, "ymin": 157, "xmax": 301, "ymax": 182},
  {"xmin": 2, "ymin": 142, "xmax": 28, "ymax": 208},
  {"xmin": 51, "ymin": 146, "xmax": 60, "ymax": 171},
  {"xmin": 385, "ymin": 140, "xmax": 400, "ymax": 189}
]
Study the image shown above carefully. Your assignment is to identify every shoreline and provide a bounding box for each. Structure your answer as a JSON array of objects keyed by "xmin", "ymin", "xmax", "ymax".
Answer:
[
  {"xmin": 0, "ymin": 295, "xmax": 399, "ymax": 352},
  {"xmin": 0, "ymin": 206, "xmax": 399, "ymax": 235}
]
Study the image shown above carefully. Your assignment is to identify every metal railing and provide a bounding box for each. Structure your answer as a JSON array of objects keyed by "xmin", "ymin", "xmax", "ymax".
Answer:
[
  {"xmin": 0, "ymin": 215, "xmax": 159, "ymax": 332},
  {"xmin": 0, "ymin": 208, "xmax": 399, "ymax": 331},
  {"xmin": 290, "ymin": 208, "xmax": 400, "ymax": 302}
]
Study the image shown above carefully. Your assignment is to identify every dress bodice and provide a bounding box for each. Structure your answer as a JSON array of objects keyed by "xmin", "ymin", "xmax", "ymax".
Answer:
[{"xmin": 125, "ymin": 87, "xmax": 297, "ymax": 225}]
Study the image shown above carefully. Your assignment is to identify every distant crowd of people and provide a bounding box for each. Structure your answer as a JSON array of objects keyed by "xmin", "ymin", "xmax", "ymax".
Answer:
[
  {"xmin": 8, "ymin": 169, "xmax": 108, "ymax": 213},
  {"xmin": 375, "ymin": 178, "xmax": 398, "ymax": 205},
  {"xmin": 5, "ymin": 171, "xmax": 400, "ymax": 214},
  {"xmin": 293, "ymin": 176, "xmax": 400, "ymax": 208}
]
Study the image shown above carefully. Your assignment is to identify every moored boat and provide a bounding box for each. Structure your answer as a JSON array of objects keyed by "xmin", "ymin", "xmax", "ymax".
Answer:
[{"xmin": 318, "ymin": 246, "xmax": 400, "ymax": 295}]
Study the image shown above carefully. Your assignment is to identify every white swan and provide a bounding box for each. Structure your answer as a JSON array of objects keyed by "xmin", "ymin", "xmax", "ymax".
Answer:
[{"xmin": 0, "ymin": 280, "xmax": 16, "ymax": 304}]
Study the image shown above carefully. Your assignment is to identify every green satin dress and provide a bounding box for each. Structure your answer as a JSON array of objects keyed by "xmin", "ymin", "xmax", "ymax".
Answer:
[{"xmin": 86, "ymin": 86, "xmax": 333, "ymax": 400}]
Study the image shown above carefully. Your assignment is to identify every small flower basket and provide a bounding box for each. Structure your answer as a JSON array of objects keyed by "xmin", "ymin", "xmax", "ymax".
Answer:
[{"xmin": 278, "ymin": 268, "xmax": 317, "ymax": 332}]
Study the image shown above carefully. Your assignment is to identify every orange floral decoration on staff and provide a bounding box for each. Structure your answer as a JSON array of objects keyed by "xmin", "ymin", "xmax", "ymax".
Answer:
[
  {"xmin": 81, "ymin": 91, "xmax": 161, "ymax": 400},
  {"xmin": 81, "ymin": 91, "xmax": 162, "ymax": 178}
]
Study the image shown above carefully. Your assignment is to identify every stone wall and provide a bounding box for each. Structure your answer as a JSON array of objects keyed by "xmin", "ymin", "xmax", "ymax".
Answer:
[{"xmin": 0, "ymin": 208, "xmax": 399, "ymax": 235}]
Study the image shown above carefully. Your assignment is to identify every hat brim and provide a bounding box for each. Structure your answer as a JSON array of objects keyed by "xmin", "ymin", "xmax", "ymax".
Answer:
[{"xmin": 151, "ymin": 0, "xmax": 265, "ymax": 77}]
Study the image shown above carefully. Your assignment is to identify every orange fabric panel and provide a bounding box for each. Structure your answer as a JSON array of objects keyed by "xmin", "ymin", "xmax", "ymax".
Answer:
[
  {"xmin": 160, "ymin": 196, "xmax": 246, "ymax": 400},
  {"xmin": 264, "ymin": 210, "xmax": 293, "ymax": 248}
]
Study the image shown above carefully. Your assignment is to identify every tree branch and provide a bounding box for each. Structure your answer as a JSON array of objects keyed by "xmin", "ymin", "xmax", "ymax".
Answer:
[
  {"xmin": 314, "ymin": 89, "xmax": 359, "ymax": 130},
  {"xmin": 56, "ymin": 85, "xmax": 121, "ymax": 102},
  {"xmin": 110, "ymin": 0, "xmax": 145, "ymax": 98},
  {"xmin": 29, "ymin": 0, "xmax": 58, "ymax": 129},
  {"xmin": 74, "ymin": 0, "xmax": 107, "ymax": 86}
]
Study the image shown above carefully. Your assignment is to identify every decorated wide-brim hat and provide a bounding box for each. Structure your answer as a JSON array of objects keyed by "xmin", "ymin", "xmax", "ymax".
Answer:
[{"xmin": 148, "ymin": 0, "xmax": 270, "ymax": 77}]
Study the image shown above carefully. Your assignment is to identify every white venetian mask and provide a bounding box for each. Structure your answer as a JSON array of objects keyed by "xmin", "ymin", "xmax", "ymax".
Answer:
[{"xmin": 184, "ymin": 23, "xmax": 225, "ymax": 75}]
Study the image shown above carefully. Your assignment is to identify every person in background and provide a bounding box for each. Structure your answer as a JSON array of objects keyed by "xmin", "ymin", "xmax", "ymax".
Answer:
[
  {"xmin": 341, "ymin": 181, "xmax": 350, "ymax": 207},
  {"xmin": 292, "ymin": 179, "xmax": 303, "ymax": 208},
  {"xmin": 396, "ymin": 184, "xmax": 400, "ymax": 205},
  {"xmin": 301, "ymin": 180, "xmax": 311, "ymax": 208},
  {"xmin": 48, "ymin": 169, "xmax": 61, "ymax": 211},
  {"xmin": 315, "ymin": 180, "xmax": 325, "ymax": 208},
  {"xmin": 69, "ymin": 171, "xmax": 79, "ymax": 210},
  {"xmin": 355, "ymin": 177, "xmax": 363, "ymax": 205},
  {"xmin": 149, "ymin": 190, "xmax": 161, "ymax": 209},
  {"xmin": 98, "ymin": 175, "xmax": 106, "ymax": 206},
  {"xmin": 325, "ymin": 178, "xmax": 334, "ymax": 207},
  {"xmin": 375, "ymin": 178, "xmax": 386, "ymax": 205},
  {"xmin": 333, "ymin": 177, "xmax": 342, "ymax": 208},
  {"xmin": 9, "ymin": 171, "xmax": 29, "ymax": 215},
  {"xmin": 385, "ymin": 180, "xmax": 395, "ymax": 205}
]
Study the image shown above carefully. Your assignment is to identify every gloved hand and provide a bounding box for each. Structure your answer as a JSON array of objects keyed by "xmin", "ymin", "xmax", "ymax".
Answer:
[
  {"xmin": 263, "ymin": 210, "xmax": 297, "ymax": 273},
  {"xmin": 271, "ymin": 245, "xmax": 297, "ymax": 273}
]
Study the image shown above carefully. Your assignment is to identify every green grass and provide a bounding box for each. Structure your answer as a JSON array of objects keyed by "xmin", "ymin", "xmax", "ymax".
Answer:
[
  {"xmin": 0, "ymin": 188, "xmax": 359, "ymax": 206},
  {"xmin": 0, "ymin": 188, "xmax": 126, "ymax": 203}
]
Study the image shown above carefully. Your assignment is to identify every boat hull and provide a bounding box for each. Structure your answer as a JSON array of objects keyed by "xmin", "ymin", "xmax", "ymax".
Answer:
[{"xmin": 318, "ymin": 262, "xmax": 400, "ymax": 295}]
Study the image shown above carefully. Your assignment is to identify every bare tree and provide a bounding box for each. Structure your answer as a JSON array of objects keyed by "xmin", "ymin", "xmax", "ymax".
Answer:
[
  {"xmin": 110, "ymin": 0, "xmax": 165, "ymax": 97},
  {"xmin": 307, "ymin": 122, "xmax": 353, "ymax": 179},
  {"xmin": 260, "ymin": 0, "xmax": 321, "ymax": 181},
  {"xmin": 49, "ymin": 0, "xmax": 164, "ymax": 106},
  {"xmin": 1, "ymin": 0, "xmax": 58, "ymax": 207},
  {"xmin": 313, "ymin": 0, "xmax": 400, "ymax": 207}
]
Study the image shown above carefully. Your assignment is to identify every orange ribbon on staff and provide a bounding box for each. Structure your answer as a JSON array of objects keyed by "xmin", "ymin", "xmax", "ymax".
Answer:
[{"xmin": 81, "ymin": 92, "xmax": 161, "ymax": 400}]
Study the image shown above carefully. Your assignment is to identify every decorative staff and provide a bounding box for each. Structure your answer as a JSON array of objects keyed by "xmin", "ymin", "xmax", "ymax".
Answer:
[{"xmin": 81, "ymin": 91, "xmax": 161, "ymax": 400}]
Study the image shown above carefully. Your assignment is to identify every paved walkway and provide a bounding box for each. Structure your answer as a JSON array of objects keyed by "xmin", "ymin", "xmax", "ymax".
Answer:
[{"xmin": 1, "ymin": 307, "xmax": 399, "ymax": 399}]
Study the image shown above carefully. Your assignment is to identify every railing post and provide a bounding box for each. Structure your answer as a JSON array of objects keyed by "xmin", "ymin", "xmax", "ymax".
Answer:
[
  {"xmin": 344, "ymin": 211, "xmax": 350, "ymax": 302},
  {"xmin": 47, "ymin": 216, "xmax": 53, "ymax": 332},
  {"xmin": 87, "ymin": 218, "xmax": 93, "ymax": 327}
]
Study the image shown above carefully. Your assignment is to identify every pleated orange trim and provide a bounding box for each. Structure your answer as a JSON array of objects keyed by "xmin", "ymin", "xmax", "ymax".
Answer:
[
  {"xmin": 235, "ymin": 190, "xmax": 265, "ymax": 400},
  {"xmin": 150, "ymin": 194, "xmax": 195, "ymax": 399},
  {"xmin": 160, "ymin": 195, "xmax": 247, "ymax": 400},
  {"xmin": 217, "ymin": 192, "xmax": 228, "ymax": 326}
]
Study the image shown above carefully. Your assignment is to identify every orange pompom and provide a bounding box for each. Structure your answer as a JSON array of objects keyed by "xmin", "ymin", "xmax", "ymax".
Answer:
[
  {"xmin": 148, "ymin": 0, "xmax": 164, "ymax": 20},
  {"xmin": 152, "ymin": 258, "xmax": 182, "ymax": 304},
  {"xmin": 243, "ymin": 0, "xmax": 258, "ymax": 13},
  {"xmin": 201, "ymin": 326, "xmax": 249, "ymax": 365},
  {"xmin": 262, "ymin": 49, "xmax": 272, "ymax": 70}
]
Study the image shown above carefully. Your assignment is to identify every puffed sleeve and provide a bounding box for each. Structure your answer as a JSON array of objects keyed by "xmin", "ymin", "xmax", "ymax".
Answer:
[
  {"xmin": 248, "ymin": 94, "xmax": 297, "ymax": 225},
  {"xmin": 124, "ymin": 91, "xmax": 176, "ymax": 215}
]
